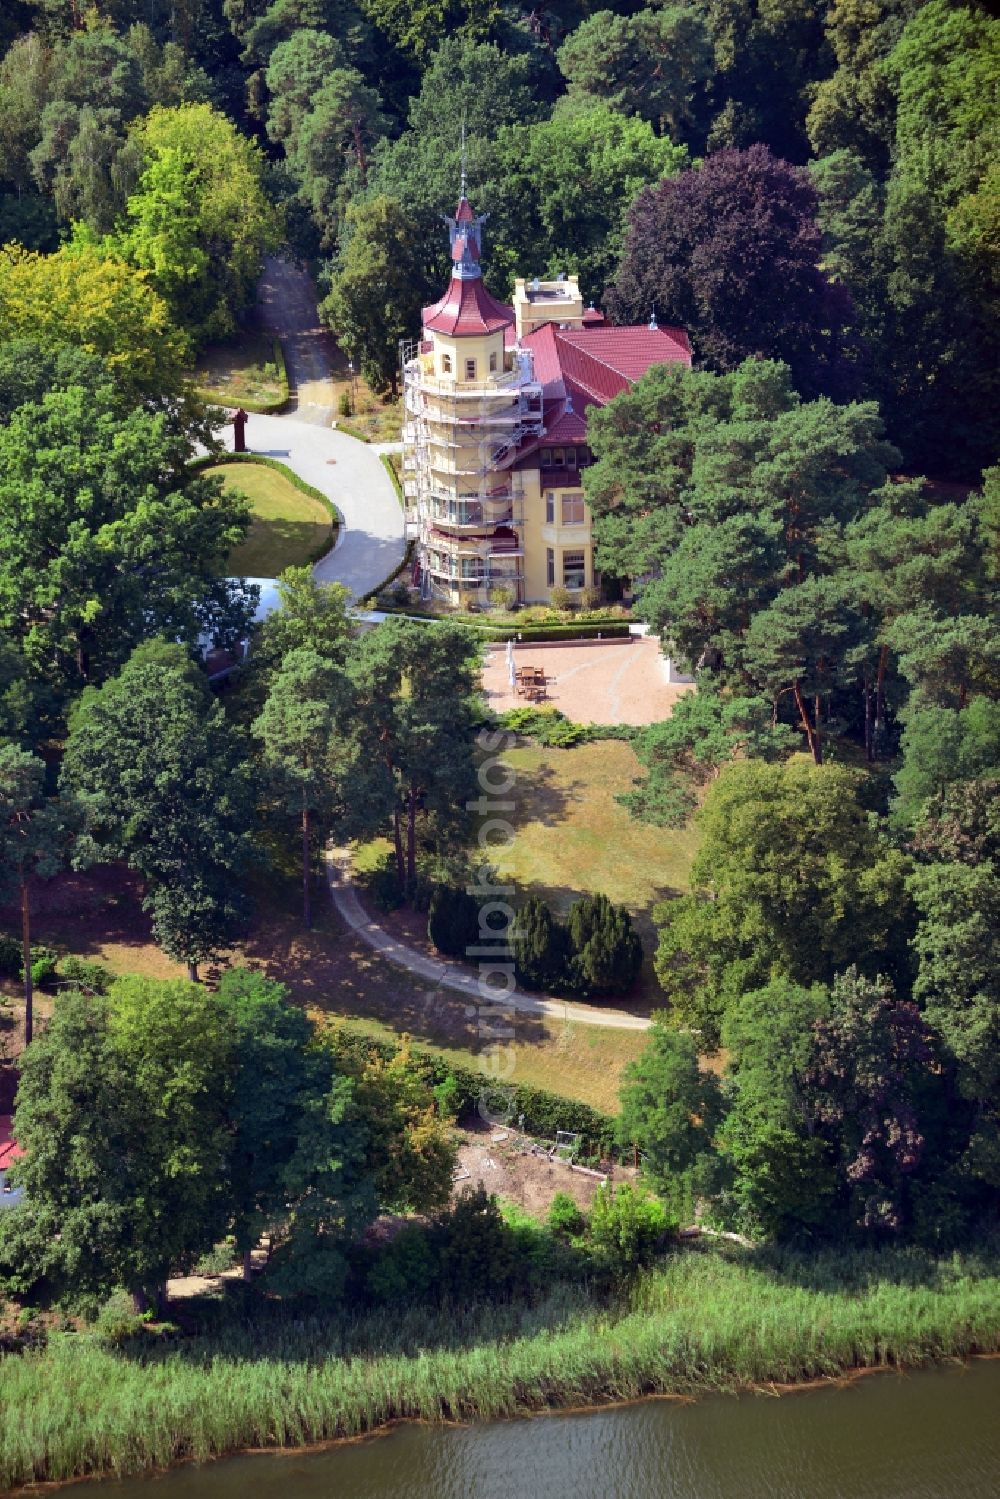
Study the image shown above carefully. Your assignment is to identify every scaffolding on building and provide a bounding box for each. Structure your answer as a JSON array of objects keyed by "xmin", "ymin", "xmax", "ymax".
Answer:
[{"xmin": 401, "ymin": 340, "xmax": 543, "ymax": 603}]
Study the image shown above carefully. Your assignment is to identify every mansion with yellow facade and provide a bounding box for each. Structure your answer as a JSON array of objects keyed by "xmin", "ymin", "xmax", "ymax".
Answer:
[{"xmin": 401, "ymin": 193, "xmax": 691, "ymax": 607}]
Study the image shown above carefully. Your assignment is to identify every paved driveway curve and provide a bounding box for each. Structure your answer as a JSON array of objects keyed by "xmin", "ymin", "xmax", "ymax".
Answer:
[
  {"xmin": 218, "ymin": 410, "xmax": 405, "ymax": 601},
  {"xmin": 327, "ymin": 850, "xmax": 652, "ymax": 1033}
]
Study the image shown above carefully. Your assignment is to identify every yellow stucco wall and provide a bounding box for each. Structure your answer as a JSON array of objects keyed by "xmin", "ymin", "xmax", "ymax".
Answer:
[
  {"xmin": 430, "ymin": 330, "xmax": 508, "ymax": 384},
  {"xmin": 522, "ymin": 473, "xmax": 594, "ymax": 601}
]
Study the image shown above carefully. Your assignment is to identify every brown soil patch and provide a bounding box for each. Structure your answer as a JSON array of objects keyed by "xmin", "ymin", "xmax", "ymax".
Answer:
[{"xmin": 454, "ymin": 1118, "xmax": 633, "ymax": 1218}]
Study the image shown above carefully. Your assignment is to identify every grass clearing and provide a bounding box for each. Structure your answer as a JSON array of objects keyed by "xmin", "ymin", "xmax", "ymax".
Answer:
[
  {"xmin": 207, "ymin": 462, "xmax": 335, "ymax": 576},
  {"xmin": 3, "ymin": 864, "xmax": 642, "ymax": 1114},
  {"xmin": 2, "ymin": 1243, "xmax": 998, "ymax": 1490},
  {"xmin": 192, "ymin": 329, "xmax": 288, "ymax": 412},
  {"xmin": 492, "ymin": 739, "xmax": 701, "ymax": 1006}
]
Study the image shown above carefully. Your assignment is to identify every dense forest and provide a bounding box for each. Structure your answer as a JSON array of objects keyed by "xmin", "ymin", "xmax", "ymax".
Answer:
[
  {"xmin": 0, "ymin": 0, "xmax": 997, "ymax": 1272},
  {"xmin": 0, "ymin": 0, "xmax": 997, "ymax": 478}
]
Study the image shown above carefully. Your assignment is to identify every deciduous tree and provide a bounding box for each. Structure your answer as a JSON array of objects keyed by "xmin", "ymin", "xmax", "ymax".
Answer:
[
  {"xmin": 606, "ymin": 147, "xmax": 856, "ymax": 399},
  {"xmin": 0, "ymin": 746, "xmax": 79, "ymax": 1044},
  {"xmin": 654, "ymin": 759, "xmax": 911, "ymax": 1042},
  {"xmin": 61, "ymin": 642, "xmax": 256, "ymax": 978}
]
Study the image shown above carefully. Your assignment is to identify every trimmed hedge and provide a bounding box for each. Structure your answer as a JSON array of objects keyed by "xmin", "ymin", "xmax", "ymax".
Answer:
[
  {"xmin": 188, "ymin": 452, "xmax": 340, "ymax": 567},
  {"xmin": 379, "ymin": 451, "xmax": 405, "ymax": 509},
  {"xmin": 331, "ymin": 1028, "xmax": 619, "ymax": 1158},
  {"xmin": 360, "ymin": 609, "xmax": 633, "ymax": 643},
  {"xmin": 334, "ymin": 419, "xmax": 372, "ymax": 443}
]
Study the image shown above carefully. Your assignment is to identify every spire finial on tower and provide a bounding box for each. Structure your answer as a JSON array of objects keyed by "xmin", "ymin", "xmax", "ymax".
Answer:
[{"xmin": 460, "ymin": 109, "xmax": 467, "ymax": 199}]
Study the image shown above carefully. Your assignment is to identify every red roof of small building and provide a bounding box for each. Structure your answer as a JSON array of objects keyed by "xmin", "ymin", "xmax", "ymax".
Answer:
[
  {"xmin": 422, "ymin": 277, "xmax": 515, "ymax": 338},
  {"xmin": 0, "ymin": 1116, "xmax": 23, "ymax": 1172}
]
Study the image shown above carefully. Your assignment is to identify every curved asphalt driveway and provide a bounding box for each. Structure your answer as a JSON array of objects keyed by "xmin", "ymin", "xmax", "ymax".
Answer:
[
  {"xmin": 217, "ymin": 255, "xmax": 405, "ymax": 601},
  {"xmin": 218, "ymin": 412, "xmax": 405, "ymax": 600}
]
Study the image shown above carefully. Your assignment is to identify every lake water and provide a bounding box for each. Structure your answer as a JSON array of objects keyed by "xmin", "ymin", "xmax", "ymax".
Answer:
[{"xmin": 97, "ymin": 1357, "xmax": 1000, "ymax": 1499}]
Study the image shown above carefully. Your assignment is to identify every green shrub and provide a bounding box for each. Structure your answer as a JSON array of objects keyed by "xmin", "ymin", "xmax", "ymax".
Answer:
[
  {"xmin": 337, "ymin": 388, "xmax": 353, "ymax": 418},
  {"xmin": 566, "ymin": 893, "xmax": 643, "ymax": 998},
  {"xmin": 511, "ymin": 896, "xmax": 569, "ymax": 992},
  {"xmin": 548, "ymin": 1191, "xmax": 586, "ymax": 1237},
  {"xmin": 489, "ymin": 584, "xmax": 516, "ymax": 612},
  {"xmin": 427, "ymin": 886, "xmax": 480, "ymax": 958},
  {"xmin": 500, "ymin": 707, "xmax": 590, "ymax": 747},
  {"xmin": 496, "ymin": 710, "xmax": 632, "ymax": 748},
  {"xmin": 328, "ymin": 1029, "xmax": 618, "ymax": 1157},
  {"xmin": 91, "ymin": 1291, "xmax": 150, "ymax": 1346},
  {"xmin": 193, "ymin": 1240, "xmax": 238, "ymax": 1276},
  {"xmin": 588, "ymin": 1183, "xmax": 673, "ymax": 1269},
  {"xmin": 433, "ymin": 1185, "xmax": 516, "ymax": 1298},
  {"xmin": 0, "ymin": 934, "xmax": 20, "ymax": 978},
  {"xmin": 362, "ymin": 858, "xmax": 404, "ymax": 912},
  {"xmin": 432, "ymin": 1072, "xmax": 462, "ymax": 1120},
  {"xmin": 57, "ymin": 957, "xmax": 114, "ymax": 994},
  {"xmin": 30, "ymin": 953, "xmax": 58, "ymax": 991},
  {"xmin": 549, "ymin": 585, "xmax": 573, "ymax": 611},
  {"xmin": 366, "ymin": 1223, "xmax": 438, "ymax": 1303},
  {"xmin": 390, "ymin": 580, "xmax": 410, "ymax": 606}
]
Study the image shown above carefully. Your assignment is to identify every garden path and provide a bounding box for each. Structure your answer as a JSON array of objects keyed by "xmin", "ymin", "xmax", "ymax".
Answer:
[{"xmin": 325, "ymin": 848, "xmax": 652, "ymax": 1033}]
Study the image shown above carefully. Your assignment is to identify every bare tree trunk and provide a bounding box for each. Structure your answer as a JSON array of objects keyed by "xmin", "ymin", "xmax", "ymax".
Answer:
[
  {"xmin": 406, "ymin": 785, "xmax": 417, "ymax": 889},
  {"xmin": 793, "ymin": 682, "xmax": 822, "ymax": 764},
  {"xmin": 243, "ymin": 1247, "xmax": 254, "ymax": 1282},
  {"xmin": 392, "ymin": 805, "xmax": 405, "ymax": 885},
  {"xmin": 873, "ymin": 643, "xmax": 888, "ymax": 759},
  {"xmin": 352, "ymin": 119, "xmax": 368, "ymax": 185},
  {"xmin": 863, "ymin": 672, "xmax": 874, "ymax": 762},
  {"xmin": 187, "ymin": 961, "xmax": 199, "ymax": 983},
  {"xmin": 21, "ymin": 881, "xmax": 32, "ymax": 1048},
  {"xmin": 302, "ymin": 796, "xmax": 312, "ymax": 930}
]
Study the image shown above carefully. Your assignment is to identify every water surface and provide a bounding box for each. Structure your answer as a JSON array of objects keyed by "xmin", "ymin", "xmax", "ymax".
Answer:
[{"xmin": 98, "ymin": 1357, "xmax": 1000, "ymax": 1499}]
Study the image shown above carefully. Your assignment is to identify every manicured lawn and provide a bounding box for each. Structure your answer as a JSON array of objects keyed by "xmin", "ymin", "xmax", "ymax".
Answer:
[
  {"xmin": 491, "ymin": 739, "xmax": 701, "ymax": 1006},
  {"xmin": 207, "ymin": 463, "xmax": 335, "ymax": 576},
  {"xmin": 191, "ymin": 329, "xmax": 287, "ymax": 411}
]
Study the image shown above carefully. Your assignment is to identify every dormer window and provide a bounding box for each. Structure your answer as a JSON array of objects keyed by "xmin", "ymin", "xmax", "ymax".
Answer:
[{"xmin": 442, "ymin": 353, "xmax": 452, "ymax": 375}]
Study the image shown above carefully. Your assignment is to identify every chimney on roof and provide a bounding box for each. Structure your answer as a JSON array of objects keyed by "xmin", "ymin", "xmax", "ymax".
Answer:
[{"xmin": 649, "ymin": 306, "xmax": 658, "ymax": 330}]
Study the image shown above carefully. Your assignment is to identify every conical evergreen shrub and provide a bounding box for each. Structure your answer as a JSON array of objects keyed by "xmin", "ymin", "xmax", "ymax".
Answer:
[{"xmin": 566, "ymin": 893, "xmax": 643, "ymax": 998}]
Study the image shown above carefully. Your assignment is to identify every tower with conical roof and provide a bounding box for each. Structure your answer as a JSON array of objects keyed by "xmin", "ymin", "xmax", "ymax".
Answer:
[{"xmin": 401, "ymin": 191, "xmax": 543, "ymax": 606}]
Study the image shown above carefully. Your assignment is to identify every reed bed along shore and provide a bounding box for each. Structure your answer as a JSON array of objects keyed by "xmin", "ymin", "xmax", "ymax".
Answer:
[{"xmin": 2, "ymin": 1244, "xmax": 999, "ymax": 1491}]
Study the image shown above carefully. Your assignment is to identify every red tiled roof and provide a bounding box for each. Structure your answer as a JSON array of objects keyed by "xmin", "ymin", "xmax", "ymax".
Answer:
[
  {"xmin": 509, "ymin": 320, "xmax": 690, "ymax": 468},
  {"xmin": 423, "ymin": 277, "xmax": 514, "ymax": 337},
  {"xmin": 0, "ymin": 1116, "xmax": 23, "ymax": 1172}
]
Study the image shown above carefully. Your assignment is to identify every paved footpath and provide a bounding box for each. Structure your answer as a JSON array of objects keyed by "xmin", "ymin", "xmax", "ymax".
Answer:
[{"xmin": 326, "ymin": 848, "xmax": 652, "ymax": 1033}]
